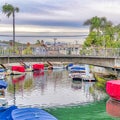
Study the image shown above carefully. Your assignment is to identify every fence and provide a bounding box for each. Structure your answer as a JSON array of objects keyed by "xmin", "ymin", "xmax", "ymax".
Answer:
[{"xmin": 0, "ymin": 46, "xmax": 120, "ymax": 57}]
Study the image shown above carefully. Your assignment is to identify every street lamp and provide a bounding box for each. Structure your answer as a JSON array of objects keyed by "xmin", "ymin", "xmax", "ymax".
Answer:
[{"xmin": 54, "ymin": 38, "xmax": 57, "ymax": 50}]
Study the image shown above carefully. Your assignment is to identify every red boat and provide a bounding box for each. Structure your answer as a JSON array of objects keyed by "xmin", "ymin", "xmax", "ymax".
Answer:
[
  {"xmin": 32, "ymin": 63, "xmax": 44, "ymax": 71},
  {"xmin": 11, "ymin": 66, "xmax": 25, "ymax": 75},
  {"xmin": 106, "ymin": 80, "xmax": 120, "ymax": 101}
]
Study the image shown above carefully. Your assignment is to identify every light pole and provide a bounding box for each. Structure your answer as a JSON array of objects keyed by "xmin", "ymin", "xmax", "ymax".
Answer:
[
  {"xmin": 100, "ymin": 31, "xmax": 106, "ymax": 56},
  {"xmin": 54, "ymin": 38, "xmax": 57, "ymax": 50}
]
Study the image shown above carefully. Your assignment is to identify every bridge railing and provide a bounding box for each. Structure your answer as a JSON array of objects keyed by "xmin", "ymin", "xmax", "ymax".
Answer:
[
  {"xmin": 79, "ymin": 48, "xmax": 120, "ymax": 57},
  {"xmin": 0, "ymin": 47, "xmax": 120, "ymax": 57}
]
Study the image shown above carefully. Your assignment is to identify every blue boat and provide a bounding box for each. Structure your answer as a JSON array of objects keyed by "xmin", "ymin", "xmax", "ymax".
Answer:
[
  {"xmin": 12, "ymin": 108, "xmax": 58, "ymax": 120},
  {"xmin": 0, "ymin": 80, "xmax": 8, "ymax": 89},
  {"xmin": 0, "ymin": 106, "xmax": 57, "ymax": 120},
  {"xmin": 0, "ymin": 69, "xmax": 6, "ymax": 72},
  {"xmin": 0, "ymin": 105, "xmax": 17, "ymax": 120}
]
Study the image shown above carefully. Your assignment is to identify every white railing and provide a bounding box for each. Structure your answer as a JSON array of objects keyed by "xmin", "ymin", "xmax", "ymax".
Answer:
[{"xmin": 0, "ymin": 47, "xmax": 120, "ymax": 58}]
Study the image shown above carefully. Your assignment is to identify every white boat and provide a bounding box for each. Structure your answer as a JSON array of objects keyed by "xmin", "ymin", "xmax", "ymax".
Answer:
[
  {"xmin": 47, "ymin": 62, "xmax": 64, "ymax": 70},
  {"xmin": 69, "ymin": 64, "xmax": 95, "ymax": 82},
  {"xmin": 82, "ymin": 73, "xmax": 96, "ymax": 82},
  {"xmin": 0, "ymin": 98, "xmax": 8, "ymax": 107},
  {"xmin": 69, "ymin": 66, "xmax": 83, "ymax": 81},
  {"xmin": 69, "ymin": 69, "xmax": 81, "ymax": 78},
  {"xmin": 53, "ymin": 63, "xmax": 64, "ymax": 69},
  {"xmin": 0, "ymin": 68, "xmax": 7, "ymax": 79}
]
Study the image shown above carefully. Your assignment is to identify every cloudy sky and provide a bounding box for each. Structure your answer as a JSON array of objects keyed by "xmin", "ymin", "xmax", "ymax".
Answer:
[{"xmin": 0, "ymin": 0, "xmax": 120, "ymax": 43}]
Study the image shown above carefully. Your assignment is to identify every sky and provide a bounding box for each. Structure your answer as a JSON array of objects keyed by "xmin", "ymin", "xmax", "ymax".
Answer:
[{"xmin": 0, "ymin": 0, "xmax": 120, "ymax": 43}]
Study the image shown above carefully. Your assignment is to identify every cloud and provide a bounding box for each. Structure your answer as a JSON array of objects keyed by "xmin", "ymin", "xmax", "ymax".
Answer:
[
  {"xmin": 1, "ymin": 0, "xmax": 120, "ymax": 33},
  {"xmin": 0, "ymin": 23, "xmax": 89, "ymax": 33}
]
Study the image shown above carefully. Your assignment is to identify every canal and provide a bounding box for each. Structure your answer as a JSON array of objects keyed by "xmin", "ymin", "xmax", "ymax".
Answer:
[{"xmin": 4, "ymin": 69, "xmax": 120, "ymax": 120}]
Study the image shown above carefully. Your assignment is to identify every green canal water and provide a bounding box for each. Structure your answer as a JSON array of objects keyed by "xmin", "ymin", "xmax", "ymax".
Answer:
[{"xmin": 46, "ymin": 98, "xmax": 120, "ymax": 120}]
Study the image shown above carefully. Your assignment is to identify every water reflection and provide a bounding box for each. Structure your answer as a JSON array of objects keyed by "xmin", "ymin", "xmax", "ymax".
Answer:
[
  {"xmin": 11, "ymin": 74, "xmax": 26, "ymax": 105},
  {"xmin": 106, "ymin": 99, "xmax": 120, "ymax": 118},
  {"xmin": 83, "ymin": 82, "xmax": 94, "ymax": 99},
  {"xmin": 71, "ymin": 81, "xmax": 82, "ymax": 90},
  {"xmin": 33, "ymin": 71, "xmax": 46, "ymax": 95},
  {"xmin": 6, "ymin": 70, "xmax": 106, "ymax": 107}
]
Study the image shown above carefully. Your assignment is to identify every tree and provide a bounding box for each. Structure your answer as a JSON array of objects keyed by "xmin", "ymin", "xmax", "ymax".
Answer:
[
  {"xmin": 2, "ymin": 3, "xmax": 19, "ymax": 53},
  {"xmin": 36, "ymin": 40, "xmax": 40, "ymax": 45},
  {"xmin": 84, "ymin": 16, "xmax": 102, "ymax": 33},
  {"xmin": 83, "ymin": 16, "xmax": 114, "ymax": 48}
]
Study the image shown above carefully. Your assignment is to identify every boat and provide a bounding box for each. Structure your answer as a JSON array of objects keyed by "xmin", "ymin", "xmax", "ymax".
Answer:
[
  {"xmin": 52, "ymin": 62, "xmax": 64, "ymax": 70},
  {"xmin": 47, "ymin": 61, "xmax": 53, "ymax": 70},
  {"xmin": 32, "ymin": 63, "xmax": 44, "ymax": 71},
  {"xmin": 69, "ymin": 64, "xmax": 86, "ymax": 81},
  {"xmin": 67, "ymin": 63, "xmax": 74, "ymax": 70},
  {"xmin": 19, "ymin": 61, "xmax": 32, "ymax": 72},
  {"xmin": 10, "ymin": 65, "xmax": 25, "ymax": 75},
  {"xmin": 0, "ymin": 80, "xmax": 8, "ymax": 89},
  {"xmin": 0, "ymin": 98, "xmax": 8, "ymax": 107},
  {"xmin": 47, "ymin": 61, "xmax": 64, "ymax": 70},
  {"xmin": 0, "ymin": 73, "xmax": 6, "ymax": 80},
  {"xmin": 106, "ymin": 80, "xmax": 120, "ymax": 101},
  {"xmin": 0, "ymin": 105, "xmax": 58, "ymax": 120},
  {"xmin": 82, "ymin": 73, "xmax": 96, "ymax": 82},
  {"xmin": 0, "ymin": 64, "xmax": 8, "ymax": 79},
  {"xmin": 12, "ymin": 107, "xmax": 58, "ymax": 120},
  {"xmin": 0, "ymin": 105, "xmax": 17, "ymax": 120},
  {"xmin": 69, "ymin": 69, "xmax": 81, "ymax": 78}
]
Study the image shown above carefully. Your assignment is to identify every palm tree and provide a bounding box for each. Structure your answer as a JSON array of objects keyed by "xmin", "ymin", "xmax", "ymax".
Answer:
[
  {"xmin": 84, "ymin": 16, "xmax": 114, "ymax": 48},
  {"xmin": 84, "ymin": 16, "xmax": 102, "ymax": 33},
  {"xmin": 2, "ymin": 3, "xmax": 19, "ymax": 53}
]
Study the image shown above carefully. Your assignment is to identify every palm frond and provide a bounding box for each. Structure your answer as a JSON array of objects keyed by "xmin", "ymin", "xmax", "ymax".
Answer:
[{"xmin": 15, "ymin": 7, "xmax": 19, "ymax": 12}]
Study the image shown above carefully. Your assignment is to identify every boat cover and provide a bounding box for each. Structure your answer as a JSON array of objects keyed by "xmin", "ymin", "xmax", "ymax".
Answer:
[
  {"xmin": 0, "ymin": 80, "xmax": 8, "ymax": 89},
  {"xmin": 0, "ymin": 69, "xmax": 5, "ymax": 72},
  {"xmin": 106, "ymin": 99, "xmax": 120, "ymax": 117},
  {"xmin": 106, "ymin": 80, "xmax": 120, "ymax": 100},
  {"xmin": 68, "ymin": 63, "xmax": 73, "ymax": 67},
  {"xmin": 33, "ymin": 64, "xmax": 44, "ymax": 70},
  {"xmin": 0, "ymin": 105, "xmax": 17, "ymax": 120},
  {"xmin": 12, "ymin": 66, "xmax": 25, "ymax": 72},
  {"xmin": 71, "ymin": 65, "xmax": 85, "ymax": 71},
  {"xmin": 12, "ymin": 108, "xmax": 57, "ymax": 120}
]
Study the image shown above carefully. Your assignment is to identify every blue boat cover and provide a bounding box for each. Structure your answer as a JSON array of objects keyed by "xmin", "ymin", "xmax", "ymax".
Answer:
[
  {"xmin": 0, "ymin": 106, "xmax": 7, "ymax": 113},
  {"xmin": 0, "ymin": 69, "xmax": 5, "ymax": 72},
  {"xmin": 0, "ymin": 80, "xmax": 8, "ymax": 89},
  {"xmin": 0, "ymin": 105, "xmax": 17, "ymax": 120},
  {"xmin": 12, "ymin": 108, "xmax": 58, "ymax": 120},
  {"xmin": 71, "ymin": 66, "xmax": 85, "ymax": 71},
  {"xmin": 68, "ymin": 63, "xmax": 73, "ymax": 67}
]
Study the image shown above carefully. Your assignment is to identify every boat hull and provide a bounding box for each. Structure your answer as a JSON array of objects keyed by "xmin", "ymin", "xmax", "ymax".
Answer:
[{"xmin": 106, "ymin": 80, "xmax": 120, "ymax": 101}]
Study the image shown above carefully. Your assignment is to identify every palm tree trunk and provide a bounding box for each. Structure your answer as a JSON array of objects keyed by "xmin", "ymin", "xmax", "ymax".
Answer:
[{"xmin": 13, "ymin": 11, "xmax": 15, "ymax": 53}]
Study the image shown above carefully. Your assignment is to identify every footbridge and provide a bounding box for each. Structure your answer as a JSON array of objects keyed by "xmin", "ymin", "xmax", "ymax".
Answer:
[{"xmin": 1, "ymin": 55, "xmax": 120, "ymax": 69}]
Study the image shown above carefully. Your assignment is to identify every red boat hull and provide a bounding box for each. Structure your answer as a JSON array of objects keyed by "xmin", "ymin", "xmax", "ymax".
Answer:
[{"xmin": 106, "ymin": 80, "xmax": 120, "ymax": 101}]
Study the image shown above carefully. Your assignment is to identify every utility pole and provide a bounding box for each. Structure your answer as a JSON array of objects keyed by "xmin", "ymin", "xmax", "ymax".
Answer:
[{"xmin": 54, "ymin": 38, "xmax": 57, "ymax": 50}]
